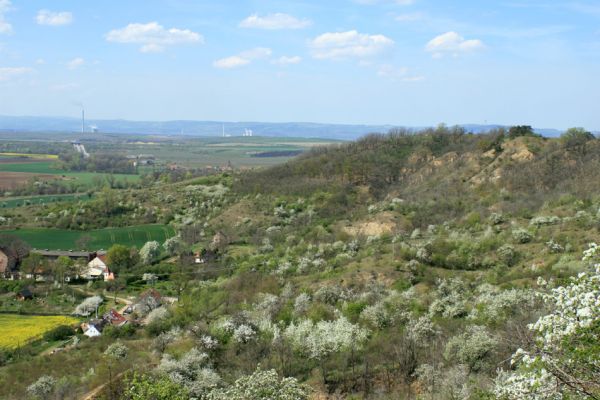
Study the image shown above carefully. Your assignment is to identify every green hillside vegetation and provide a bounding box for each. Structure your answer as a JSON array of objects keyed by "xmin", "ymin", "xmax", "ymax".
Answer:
[{"xmin": 0, "ymin": 126, "xmax": 598, "ymax": 399}]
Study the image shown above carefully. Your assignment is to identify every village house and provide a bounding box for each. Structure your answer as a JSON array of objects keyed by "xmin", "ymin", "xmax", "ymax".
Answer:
[
  {"xmin": 134, "ymin": 288, "xmax": 162, "ymax": 314},
  {"xmin": 81, "ymin": 308, "xmax": 128, "ymax": 337},
  {"xmin": 82, "ymin": 254, "xmax": 115, "ymax": 281},
  {"xmin": 0, "ymin": 248, "xmax": 18, "ymax": 279}
]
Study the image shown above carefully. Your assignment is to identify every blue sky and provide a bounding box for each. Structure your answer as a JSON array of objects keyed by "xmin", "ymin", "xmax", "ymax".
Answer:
[{"xmin": 0, "ymin": 0, "xmax": 599, "ymax": 130}]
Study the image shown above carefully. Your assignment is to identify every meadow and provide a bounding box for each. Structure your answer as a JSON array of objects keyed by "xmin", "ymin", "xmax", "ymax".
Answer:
[
  {"xmin": 0, "ymin": 314, "xmax": 79, "ymax": 349},
  {"xmin": 4, "ymin": 224, "xmax": 176, "ymax": 250}
]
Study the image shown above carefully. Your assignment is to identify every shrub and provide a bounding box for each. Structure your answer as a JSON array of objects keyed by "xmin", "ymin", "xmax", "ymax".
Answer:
[
  {"xmin": 444, "ymin": 325, "xmax": 498, "ymax": 372},
  {"xmin": 43, "ymin": 325, "xmax": 74, "ymax": 342},
  {"xmin": 512, "ymin": 228, "xmax": 532, "ymax": 244}
]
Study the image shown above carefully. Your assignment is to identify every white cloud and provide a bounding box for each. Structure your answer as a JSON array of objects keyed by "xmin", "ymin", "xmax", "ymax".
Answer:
[
  {"xmin": 36, "ymin": 10, "xmax": 73, "ymax": 26},
  {"xmin": 0, "ymin": 0, "xmax": 13, "ymax": 34},
  {"xmin": 214, "ymin": 47, "xmax": 272, "ymax": 69},
  {"xmin": 67, "ymin": 57, "xmax": 85, "ymax": 70},
  {"xmin": 425, "ymin": 31, "xmax": 484, "ymax": 58},
  {"xmin": 309, "ymin": 30, "xmax": 394, "ymax": 60},
  {"xmin": 213, "ymin": 56, "xmax": 250, "ymax": 69},
  {"xmin": 105, "ymin": 22, "xmax": 203, "ymax": 53},
  {"xmin": 0, "ymin": 66, "xmax": 33, "ymax": 81},
  {"xmin": 240, "ymin": 13, "xmax": 311, "ymax": 30},
  {"xmin": 35, "ymin": 58, "xmax": 45, "ymax": 65},
  {"xmin": 272, "ymin": 55, "xmax": 302, "ymax": 65},
  {"xmin": 377, "ymin": 64, "xmax": 424, "ymax": 82},
  {"xmin": 239, "ymin": 47, "xmax": 272, "ymax": 59}
]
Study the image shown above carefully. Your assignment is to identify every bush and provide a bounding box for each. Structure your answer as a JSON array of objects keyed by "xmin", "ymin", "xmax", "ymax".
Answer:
[
  {"xmin": 43, "ymin": 325, "xmax": 74, "ymax": 342},
  {"xmin": 512, "ymin": 228, "xmax": 532, "ymax": 244}
]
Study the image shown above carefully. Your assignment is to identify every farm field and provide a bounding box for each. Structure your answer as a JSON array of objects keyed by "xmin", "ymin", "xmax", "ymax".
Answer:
[
  {"xmin": 118, "ymin": 136, "xmax": 339, "ymax": 168},
  {"xmin": 0, "ymin": 161, "xmax": 140, "ymax": 190},
  {"xmin": 0, "ymin": 314, "xmax": 79, "ymax": 349},
  {"xmin": 3, "ymin": 224, "xmax": 176, "ymax": 250},
  {"xmin": 0, "ymin": 152, "xmax": 58, "ymax": 160}
]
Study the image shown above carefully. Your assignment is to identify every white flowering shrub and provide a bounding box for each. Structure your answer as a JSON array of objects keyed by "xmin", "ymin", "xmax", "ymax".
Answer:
[
  {"xmin": 529, "ymin": 216, "xmax": 561, "ymax": 227},
  {"xmin": 283, "ymin": 317, "xmax": 369, "ymax": 360},
  {"xmin": 199, "ymin": 335, "xmax": 219, "ymax": 351},
  {"xmin": 468, "ymin": 284, "xmax": 535, "ymax": 322},
  {"xmin": 207, "ymin": 368, "xmax": 309, "ymax": 400},
  {"xmin": 545, "ymin": 239, "xmax": 564, "ymax": 253},
  {"xmin": 152, "ymin": 326, "xmax": 183, "ymax": 353},
  {"xmin": 410, "ymin": 228, "xmax": 422, "ymax": 239},
  {"xmin": 406, "ymin": 315, "xmax": 440, "ymax": 344},
  {"xmin": 27, "ymin": 375, "xmax": 56, "ymax": 400},
  {"xmin": 497, "ymin": 244, "xmax": 519, "ymax": 266},
  {"xmin": 73, "ymin": 295, "xmax": 103, "ymax": 316},
  {"xmin": 140, "ymin": 240, "xmax": 161, "ymax": 264},
  {"xmin": 314, "ymin": 285, "xmax": 345, "ymax": 305},
  {"xmin": 274, "ymin": 261, "xmax": 294, "ymax": 276},
  {"xmin": 254, "ymin": 293, "xmax": 280, "ymax": 319},
  {"xmin": 444, "ymin": 325, "xmax": 497, "ymax": 372},
  {"xmin": 489, "ymin": 212, "xmax": 505, "ymax": 225},
  {"xmin": 146, "ymin": 306, "xmax": 170, "ymax": 324},
  {"xmin": 232, "ymin": 324, "xmax": 257, "ymax": 344},
  {"xmin": 158, "ymin": 347, "xmax": 221, "ymax": 398},
  {"xmin": 512, "ymin": 228, "xmax": 533, "ymax": 244},
  {"xmin": 494, "ymin": 244, "xmax": 600, "ymax": 399},
  {"xmin": 260, "ymin": 238, "xmax": 274, "ymax": 253},
  {"xmin": 293, "ymin": 293, "xmax": 311, "ymax": 315},
  {"xmin": 104, "ymin": 341, "xmax": 128, "ymax": 360},
  {"xmin": 360, "ymin": 302, "xmax": 392, "ymax": 329},
  {"xmin": 428, "ymin": 278, "xmax": 468, "ymax": 319}
]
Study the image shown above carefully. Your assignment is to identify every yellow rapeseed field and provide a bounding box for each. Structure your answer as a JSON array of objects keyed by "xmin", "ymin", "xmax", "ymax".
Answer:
[
  {"xmin": 0, "ymin": 314, "xmax": 79, "ymax": 349},
  {"xmin": 0, "ymin": 152, "xmax": 59, "ymax": 159}
]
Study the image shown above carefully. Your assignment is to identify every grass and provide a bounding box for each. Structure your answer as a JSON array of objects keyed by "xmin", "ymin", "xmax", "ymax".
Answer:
[
  {"xmin": 0, "ymin": 314, "xmax": 79, "ymax": 349},
  {"xmin": 0, "ymin": 193, "xmax": 93, "ymax": 208},
  {"xmin": 4, "ymin": 224, "xmax": 176, "ymax": 250},
  {"xmin": 0, "ymin": 161, "xmax": 140, "ymax": 187}
]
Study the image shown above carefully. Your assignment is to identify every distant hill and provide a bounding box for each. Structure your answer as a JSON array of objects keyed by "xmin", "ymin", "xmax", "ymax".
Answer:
[{"xmin": 0, "ymin": 115, "xmax": 570, "ymax": 140}]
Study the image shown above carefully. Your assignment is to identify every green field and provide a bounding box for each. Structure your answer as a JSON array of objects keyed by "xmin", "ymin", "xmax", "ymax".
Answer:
[
  {"xmin": 0, "ymin": 193, "xmax": 93, "ymax": 208},
  {"xmin": 0, "ymin": 314, "xmax": 79, "ymax": 349},
  {"xmin": 0, "ymin": 161, "xmax": 140, "ymax": 186},
  {"xmin": 4, "ymin": 224, "xmax": 176, "ymax": 250}
]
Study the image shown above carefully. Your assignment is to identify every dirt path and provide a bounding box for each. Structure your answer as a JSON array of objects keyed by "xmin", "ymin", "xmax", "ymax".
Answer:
[{"xmin": 80, "ymin": 371, "xmax": 126, "ymax": 400}]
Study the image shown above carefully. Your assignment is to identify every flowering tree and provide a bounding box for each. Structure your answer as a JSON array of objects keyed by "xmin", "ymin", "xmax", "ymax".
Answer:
[
  {"xmin": 163, "ymin": 236, "xmax": 186, "ymax": 257},
  {"xmin": 140, "ymin": 241, "xmax": 160, "ymax": 264},
  {"xmin": 158, "ymin": 347, "xmax": 221, "ymax": 398},
  {"xmin": 494, "ymin": 244, "xmax": 600, "ymax": 399},
  {"xmin": 284, "ymin": 316, "xmax": 368, "ymax": 382},
  {"xmin": 208, "ymin": 368, "xmax": 309, "ymax": 400},
  {"xmin": 26, "ymin": 376, "xmax": 56, "ymax": 400},
  {"xmin": 73, "ymin": 295, "xmax": 103, "ymax": 317}
]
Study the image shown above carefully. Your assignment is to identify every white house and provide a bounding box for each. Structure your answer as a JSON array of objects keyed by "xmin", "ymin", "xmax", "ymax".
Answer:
[
  {"xmin": 82, "ymin": 256, "xmax": 114, "ymax": 281},
  {"xmin": 83, "ymin": 325, "xmax": 101, "ymax": 337}
]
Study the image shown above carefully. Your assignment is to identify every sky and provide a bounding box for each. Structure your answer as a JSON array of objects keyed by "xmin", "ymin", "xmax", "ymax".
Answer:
[{"xmin": 0, "ymin": 0, "xmax": 599, "ymax": 130}]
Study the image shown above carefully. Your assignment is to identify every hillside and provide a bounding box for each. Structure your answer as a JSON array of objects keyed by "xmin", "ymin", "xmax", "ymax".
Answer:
[{"xmin": 0, "ymin": 126, "xmax": 598, "ymax": 399}]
